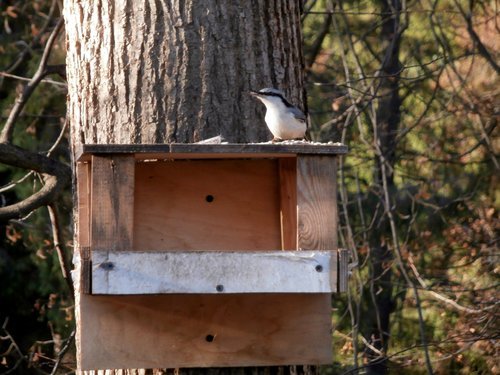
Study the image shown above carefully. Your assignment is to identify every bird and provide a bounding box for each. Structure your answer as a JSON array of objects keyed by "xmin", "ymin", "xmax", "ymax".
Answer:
[{"xmin": 250, "ymin": 88, "xmax": 308, "ymax": 142}]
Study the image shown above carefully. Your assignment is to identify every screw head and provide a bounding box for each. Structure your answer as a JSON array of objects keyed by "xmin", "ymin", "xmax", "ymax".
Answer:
[{"xmin": 100, "ymin": 262, "xmax": 114, "ymax": 270}]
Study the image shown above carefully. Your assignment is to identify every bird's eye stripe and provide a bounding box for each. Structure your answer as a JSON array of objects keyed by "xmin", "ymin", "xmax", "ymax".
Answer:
[
  {"xmin": 258, "ymin": 92, "xmax": 294, "ymax": 108},
  {"xmin": 259, "ymin": 92, "xmax": 282, "ymax": 98}
]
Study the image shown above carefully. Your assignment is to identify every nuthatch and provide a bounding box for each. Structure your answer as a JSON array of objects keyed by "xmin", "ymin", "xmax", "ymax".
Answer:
[{"xmin": 250, "ymin": 88, "xmax": 307, "ymax": 141}]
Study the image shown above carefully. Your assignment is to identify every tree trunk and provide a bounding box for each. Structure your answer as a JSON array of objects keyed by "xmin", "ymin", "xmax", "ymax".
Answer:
[
  {"xmin": 64, "ymin": 0, "xmax": 307, "ymax": 373},
  {"xmin": 364, "ymin": 0, "xmax": 403, "ymax": 374},
  {"xmin": 64, "ymin": 0, "xmax": 306, "ymax": 147}
]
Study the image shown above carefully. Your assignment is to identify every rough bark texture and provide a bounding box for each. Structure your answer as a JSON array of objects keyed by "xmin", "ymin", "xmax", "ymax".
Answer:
[
  {"xmin": 64, "ymin": 0, "xmax": 307, "ymax": 373},
  {"xmin": 64, "ymin": 0, "xmax": 306, "ymax": 147}
]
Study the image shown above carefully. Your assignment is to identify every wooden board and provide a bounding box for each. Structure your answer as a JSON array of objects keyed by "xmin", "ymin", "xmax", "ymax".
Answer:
[
  {"xmin": 76, "ymin": 162, "xmax": 91, "ymax": 248},
  {"xmin": 279, "ymin": 158, "xmax": 297, "ymax": 250},
  {"xmin": 295, "ymin": 155, "xmax": 338, "ymax": 343},
  {"xmin": 75, "ymin": 162, "xmax": 91, "ymax": 369},
  {"xmin": 78, "ymin": 294, "xmax": 332, "ymax": 370},
  {"xmin": 297, "ymin": 156, "xmax": 338, "ymax": 251},
  {"xmin": 91, "ymin": 155, "xmax": 135, "ymax": 250},
  {"xmin": 76, "ymin": 153, "xmax": 340, "ymax": 370},
  {"xmin": 76, "ymin": 162, "xmax": 91, "ymax": 294},
  {"xmin": 91, "ymin": 250, "xmax": 337, "ymax": 294},
  {"xmin": 133, "ymin": 159, "xmax": 281, "ymax": 251},
  {"xmin": 76, "ymin": 142, "xmax": 348, "ymax": 161}
]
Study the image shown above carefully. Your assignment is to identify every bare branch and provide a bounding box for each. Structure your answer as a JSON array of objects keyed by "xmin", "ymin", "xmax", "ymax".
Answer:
[
  {"xmin": 46, "ymin": 118, "xmax": 69, "ymax": 156},
  {"xmin": 0, "ymin": 143, "xmax": 70, "ymax": 221},
  {"xmin": 408, "ymin": 253, "xmax": 498, "ymax": 314},
  {"xmin": 2, "ymin": 0, "xmax": 59, "ymax": 74},
  {"xmin": 0, "ymin": 17, "xmax": 64, "ymax": 143},
  {"xmin": 0, "ymin": 71, "xmax": 67, "ymax": 88},
  {"xmin": 1, "ymin": 318, "xmax": 26, "ymax": 373},
  {"xmin": 0, "ymin": 171, "xmax": 34, "ymax": 194},
  {"xmin": 0, "ymin": 175, "xmax": 61, "ymax": 221},
  {"xmin": 50, "ymin": 330, "xmax": 76, "ymax": 375},
  {"xmin": 47, "ymin": 204, "xmax": 75, "ymax": 297},
  {"xmin": 0, "ymin": 142, "xmax": 70, "ymax": 178},
  {"xmin": 453, "ymin": 0, "xmax": 500, "ymax": 74}
]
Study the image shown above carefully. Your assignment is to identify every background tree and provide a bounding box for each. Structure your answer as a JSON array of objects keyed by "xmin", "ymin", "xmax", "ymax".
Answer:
[{"xmin": 304, "ymin": 0, "xmax": 498, "ymax": 374}]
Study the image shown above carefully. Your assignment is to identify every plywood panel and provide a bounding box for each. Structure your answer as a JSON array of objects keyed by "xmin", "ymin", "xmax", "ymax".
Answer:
[
  {"xmin": 279, "ymin": 158, "xmax": 297, "ymax": 250},
  {"xmin": 77, "ymin": 155, "xmax": 338, "ymax": 370},
  {"xmin": 91, "ymin": 155, "xmax": 135, "ymax": 250},
  {"xmin": 297, "ymin": 156, "xmax": 338, "ymax": 250},
  {"xmin": 79, "ymin": 294, "xmax": 332, "ymax": 370},
  {"xmin": 134, "ymin": 159, "xmax": 281, "ymax": 251},
  {"xmin": 92, "ymin": 250, "xmax": 336, "ymax": 294}
]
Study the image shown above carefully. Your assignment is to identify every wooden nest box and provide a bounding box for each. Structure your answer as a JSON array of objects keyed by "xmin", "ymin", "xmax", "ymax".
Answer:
[{"xmin": 75, "ymin": 143, "xmax": 349, "ymax": 370}]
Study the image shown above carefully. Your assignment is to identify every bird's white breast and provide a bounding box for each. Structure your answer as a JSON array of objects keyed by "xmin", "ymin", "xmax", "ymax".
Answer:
[{"xmin": 260, "ymin": 97, "xmax": 306, "ymax": 139}]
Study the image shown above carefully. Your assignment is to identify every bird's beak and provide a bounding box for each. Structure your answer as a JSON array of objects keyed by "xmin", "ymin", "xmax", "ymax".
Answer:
[{"xmin": 249, "ymin": 90, "xmax": 260, "ymax": 97}]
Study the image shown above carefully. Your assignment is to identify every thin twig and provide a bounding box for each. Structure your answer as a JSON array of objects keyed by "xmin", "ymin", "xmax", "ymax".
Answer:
[
  {"xmin": 378, "ymin": 152, "xmax": 434, "ymax": 374},
  {"xmin": 0, "ymin": 119, "xmax": 67, "ymax": 196},
  {"xmin": 2, "ymin": 0, "xmax": 59, "ymax": 74},
  {"xmin": 0, "ymin": 142, "xmax": 71, "ymax": 221},
  {"xmin": 407, "ymin": 253, "xmax": 498, "ymax": 314},
  {"xmin": 47, "ymin": 204, "xmax": 75, "ymax": 298},
  {"xmin": 1, "ymin": 318, "xmax": 26, "ymax": 373},
  {"xmin": 0, "ymin": 171, "xmax": 35, "ymax": 194},
  {"xmin": 46, "ymin": 118, "xmax": 69, "ymax": 156},
  {"xmin": 0, "ymin": 17, "xmax": 64, "ymax": 143},
  {"xmin": 50, "ymin": 330, "xmax": 76, "ymax": 375},
  {"xmin": 453, "ymin": 0, "xmax": 500, "ymax": 74},
  {"xmin": 0, "ymin": 71, "xmax": 67, "ymax": 88}
]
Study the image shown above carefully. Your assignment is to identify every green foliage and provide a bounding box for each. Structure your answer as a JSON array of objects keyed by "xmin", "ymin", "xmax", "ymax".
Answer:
[{"xmin": 303, "ymin": 0, "xmax": 498, "ymax": 373}]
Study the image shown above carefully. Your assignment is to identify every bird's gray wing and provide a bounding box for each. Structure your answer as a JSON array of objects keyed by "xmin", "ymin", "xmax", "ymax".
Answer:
[{"xmin": 290, "ymin": 106, "xmax": 307, "ymax": 122}]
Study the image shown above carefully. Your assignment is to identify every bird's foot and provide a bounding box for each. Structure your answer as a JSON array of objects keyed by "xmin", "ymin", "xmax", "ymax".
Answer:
[{"xmin": 271, "ymin": 137, "xmax": 283, "ymax": 143}]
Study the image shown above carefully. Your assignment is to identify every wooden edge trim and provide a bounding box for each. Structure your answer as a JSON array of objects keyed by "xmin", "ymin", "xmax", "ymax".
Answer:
[
  {"xmin": 76, "ymin": 143, "xmax": 348, "ymax": 161},
  {"xmin": 80, "ymin": 246, "xmax": 91, "ymax": 294}
]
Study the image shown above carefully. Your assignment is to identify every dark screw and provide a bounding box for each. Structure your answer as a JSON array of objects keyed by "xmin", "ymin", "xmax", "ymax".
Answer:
[
  {"xmin": 206, "ymin": 334, "xmax": 215, "ymax": 342},
  {"xmin": 315, "ymin": 265, "xmax": 323, "ymax": 272},
  {"xmin": 100, "ymin": 262, "xmax": 114, "ymax": 270},
  {"xmin": 216, "ymin": 284, "xmax": 224, "ymax": 292},
  {"xmin": 206, "ymin": 195, "xmax": 214, "ymax": 203}
]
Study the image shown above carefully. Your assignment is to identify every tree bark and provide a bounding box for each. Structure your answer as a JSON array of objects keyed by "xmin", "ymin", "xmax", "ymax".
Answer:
[
  {"xmin": 364, "ymin": 1, "xmax": 403, "ymax": 374},
  {"xmin": 64, "ymin": 0, "xmax": 307, "ymax": 373},
  {"xmin": 64, "ymin": 0, "xmax": 306, "ymax": 147}
]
